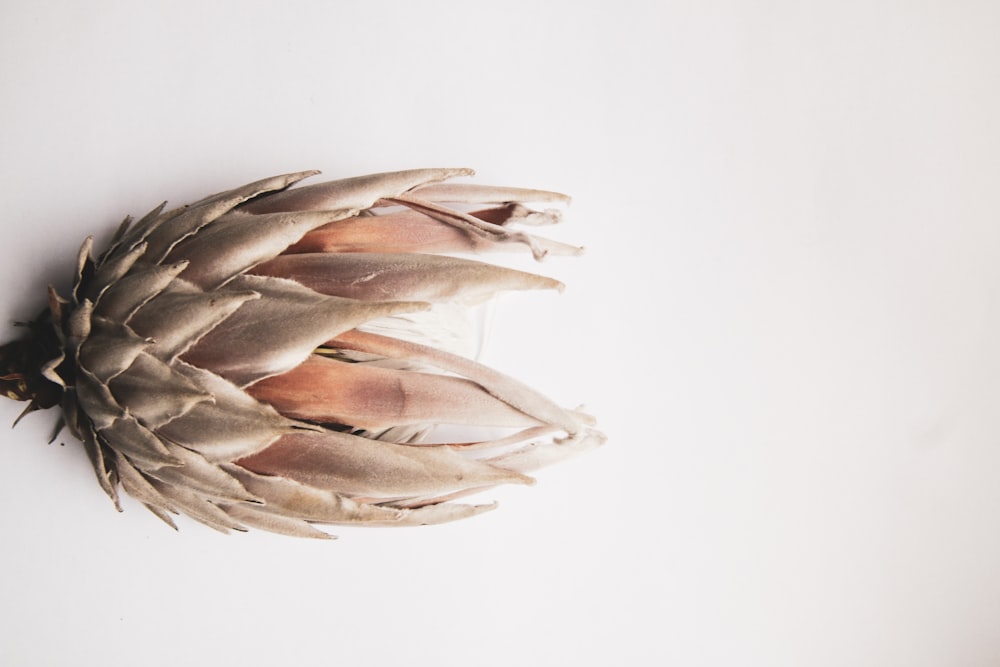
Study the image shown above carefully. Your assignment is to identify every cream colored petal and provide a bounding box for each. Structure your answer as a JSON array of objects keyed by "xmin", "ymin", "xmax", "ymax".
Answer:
[
  {"xmin": 247, "ymin": 355, "xmax": 542, "ymax": 431},
  {"xmin": 383, "ymin": 426, "xmax": 603, "ymax": 510},
  {"xmin": 251, "ymin": 252, "xmax": 562, "ymax": 304},
  {"xmin": 331, "ymin": 329, "xmax": 589, "ymax": 435},
  {"xmin": 182, "ymin": 274, "xmax": 428, "ymax": 386},
  {"xmin": 155, "ymin": 362, "xmax": 303, "ymax": 462},
  {"xmin": 224, "ymin": 465, "xmax": 406, "ymax": 524},
  {"xmin": 127, "ymin": 282, "xmax": 260, "ymax": 361},
  {"xmin": 144, "ymin": 443, "xmax": 261, "ymax": 504},
  {"xmin": 147, "ymin": 479, "xmax": 246, "ymax": 534},
  {"xmin": 40, "ymin": 354, "xmax": 66, "ymax": 389},
  {"xmin": 225, "ymin": 464, "xmax": 497, "ymax": 528},
  {"xmin": 240, "ymin": 168, "xmax": 474, "ymax": 215},
  {"xmin": 165, "ymin": 208, "xmax": 356, "ymax": 289},
  {"xmin": 137, "ymin": 170, "xmax": 320, "ymax": 263},
  {"xmin": 466, "ymin": 203, "xmax": 565, "ymax": 227},
  {"xmin": 236, "ymin": 430, "xmax": 532, "ymax": 499},
  {"xmin": 389, "ymin": 195, "xmax": 583, "ymax": 259},
  {"xmin": 409, "ymin": 182, "xmax": 571, "ymax": 205},
  {"xmin": 220, "ymin": 504, "xmax": 333, "ymax": 539},
  {"xmin": 431, "ymin": 424, "xmax": 567, "ymax": 451},
  {"xmin": 379, "ymin": 501, "xmax": 499, "ymax": 526},
  {"xmin": 487, "ymin": 428, "xmax": 607, "ymax": 474}
]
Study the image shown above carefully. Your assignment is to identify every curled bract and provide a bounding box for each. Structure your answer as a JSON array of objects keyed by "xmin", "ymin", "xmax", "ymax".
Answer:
[{"xmin": 0, "ymin": 168, "xmax": 603, "ymax": 538}]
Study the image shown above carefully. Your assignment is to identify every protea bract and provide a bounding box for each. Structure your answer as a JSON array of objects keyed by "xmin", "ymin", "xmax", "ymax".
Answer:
[{"xmin": 0, "ymin": 168, "xmax": 602, "ymax": 538}]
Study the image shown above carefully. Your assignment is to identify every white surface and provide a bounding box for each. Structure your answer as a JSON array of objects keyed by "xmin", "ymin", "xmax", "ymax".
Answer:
[{"xmin": 2, "ymin": 1, "xmax": 1000, "ymax": 665}]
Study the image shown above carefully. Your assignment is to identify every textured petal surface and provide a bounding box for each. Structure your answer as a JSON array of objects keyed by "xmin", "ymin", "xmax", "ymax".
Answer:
[
  {"xmin": 166, "ymin": 208, "xmax": 356, "ymax": 289},
  {"xmin": 127, "ymin": 282, "xmax": 260, "ymax": 360},
  {"xmin": 155, "ymin": 362, "xmax": 304, "ymax": 462},
  {"xmin": 410, "ymin": 181, "xmax": 571, "ymax": 205},
  {"xmin": 182, "ymin": 275, "xmax": 428, "ymax": 386},
  {"xmin": 136, "ymin": 170, "xmax": 319, "ymax": 262},
  {"xmin": 45, "ymin": 168, "xmax": 594, "ymax": 537},
  {"xmin": 251, "ymin": 252, "xmax": 561, "ymax": 304},
  {"xmin": 286, "ymin": 211, "xmax": 486, "ymax": 255},
  {"xmin": 107, "ymin": 353, "xmax": 211, "ymax": 428},
  {"xmin": 332, "ymin": 329, "xmax": 590, "ymax": 435},
  {"xmin": 248, "ymin": 354, "xmax": 542, "ymax": 431},
  {"xmin": 145, "ymin": 443, "xmax": 260, "ymax": 504},
  {"xmin": 237, "ymin": 430, "xmax": 533, "ymax": 499},
  {"xmin": 241, "ymin": 168, "xmax": 473, "ymax": 214},
  {"xmin": 93, "ymin": 260, "xmax": 189, "ymax": 322},
  {"xmin": 98, "ymin": 417, "xmax": 179, "ymax": 469},
  {"xmin": 77, "ymin": 318, "xmax": 150, "ymax": 382},
  {"xmin": 221, "ymin": 503, "xmax": 334, "ymax": 539},
  {"xmin": 388, "ymin": 195, "xmax": 582, "ymax": 259}
]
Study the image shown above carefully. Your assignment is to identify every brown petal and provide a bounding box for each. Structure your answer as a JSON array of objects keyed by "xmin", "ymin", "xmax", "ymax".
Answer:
[
  {"xmin": 331, "ymin": 329, "xmax": 589, "ymax": 435},
  {"xmin": 287, "ymin": 208, "xmax": 581, "ymax": 257},
  {"xmin": 247, "ymin": 354, "xmax": 542, "ymax": 431},
  {"xmin": 284, "ymin": 210, "xmax": 485, "ymax": 255}
]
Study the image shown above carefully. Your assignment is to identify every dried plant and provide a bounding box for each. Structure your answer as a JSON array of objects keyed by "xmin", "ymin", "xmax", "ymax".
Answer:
[{"xmin": 0, "ymin": 168, "xmax": 602, "ymax": 537}]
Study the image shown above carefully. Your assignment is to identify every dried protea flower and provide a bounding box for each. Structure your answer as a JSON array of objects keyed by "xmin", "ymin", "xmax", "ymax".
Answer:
[{"xmin": 0, "ymin": 168, "xmax": 602, "ymax": 538}]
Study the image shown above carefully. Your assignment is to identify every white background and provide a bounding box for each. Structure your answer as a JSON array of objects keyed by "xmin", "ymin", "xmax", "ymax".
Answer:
[{"xmin": 2, "ymin": 1, "xmax": 1000, "ymax": 665}]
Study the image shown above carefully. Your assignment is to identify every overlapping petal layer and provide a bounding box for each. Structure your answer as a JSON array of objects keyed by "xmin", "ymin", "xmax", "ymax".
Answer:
[{"xmin": 42, "ymin": 168, "xmax": 602, "ymax": 537}]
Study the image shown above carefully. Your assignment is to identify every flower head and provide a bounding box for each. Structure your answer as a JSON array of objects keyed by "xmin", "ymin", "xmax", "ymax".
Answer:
[{"xmin": 1, "ymin": 168, "xmax": 603, "ymax": 538}]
